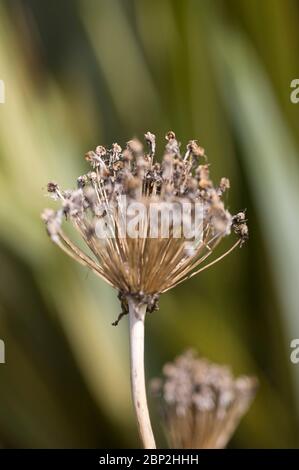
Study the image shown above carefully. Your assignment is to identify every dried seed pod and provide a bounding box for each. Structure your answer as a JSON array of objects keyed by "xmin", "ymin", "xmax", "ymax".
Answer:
[{"xmin": 150, "ymin": 350, "xmax": 258, "ymax": 449}]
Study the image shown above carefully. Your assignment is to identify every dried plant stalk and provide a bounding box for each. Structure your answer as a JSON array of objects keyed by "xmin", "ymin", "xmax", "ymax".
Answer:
[
  {"xmin": 128, "ymin": 298, "xmax": 156, "ymax": 449},
  {"xmin": 42, "ymin": 131, "xmax": 249, "ymax": 448}
]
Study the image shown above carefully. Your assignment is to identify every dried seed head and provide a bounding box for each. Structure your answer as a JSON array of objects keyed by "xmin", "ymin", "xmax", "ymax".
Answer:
[
  {"xmin": 95, "ymin": 145, "xmax": 107, "ymax": 157},
  {"xmin": 85, "ymin": 151, "xmax": 101, "ymax": 169},
  {"xmin": 47, "ymin": 181, "xmax": 59, "ymax": 193},
  {"xmin": 186, "ymin": 140, "xmax": 205, "ymax": 159},
  {"xmin": 127, "ymin": 138, "xmax": 143, "ymax": 156},
  {"xmin": 166, "ymin": 130, "xmax": 176, "ymax": 141},
  {"xmin": 232, "ymin": 211, "xmax": 247, "ymax": 224},
  {"xmin": 232, "ymin": 211, "xmax": 249, "ymax": 247},
  {"xmin": 112, "ymin": 143, "xmax": 122, "ymax": 158},
  {"xmin": 42, "ymin": 132, "xmax": 248, "ymax": 317},
  {"xmin": 144, "ymin": 131, "xmax": 156, "ymax": 156},
  {"xmin": 62, "ymin": 189, "xmax": 84, "ymax": 218},
  {"xmin": 165, "ymin": 131, "xmax": 180, "ymax": 156},
  {"xmin": 41, "ymin": 208, "xmax": 62, "ymax": 242},
  {"xmin": 150, "ymin": 350, "xmax": 258, "ymax": 449},
  {"xmin": 218, "ymin": 177, "xmax": 230, "ymax": 195},
  {"xmin": 77, "ymin": 175, "xmax": 88, "ymax": 189}
]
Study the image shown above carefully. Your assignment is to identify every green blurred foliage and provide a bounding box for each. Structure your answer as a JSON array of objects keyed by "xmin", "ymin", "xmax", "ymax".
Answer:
[{"xmin": 0, "ymin": 0, "xmax": 299, "ymax": 448}]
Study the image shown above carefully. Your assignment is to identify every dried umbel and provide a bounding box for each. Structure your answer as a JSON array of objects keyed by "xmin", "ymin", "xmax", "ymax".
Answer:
[
  {"xmin": 42, "ymin": 132, "xmax": 249, "ymax": 449},
  {"xmin": 42, "ymin": 131, "xmax": 247, "ymax": 314},
  {"xmin": 150, "ymin": 350, "xmax": 258, "ymax": 449}
]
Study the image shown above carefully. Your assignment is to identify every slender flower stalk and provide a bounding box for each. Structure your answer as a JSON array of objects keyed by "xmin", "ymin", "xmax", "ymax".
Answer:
[
  {"xmin": 150, "ymin": 350, "xmax": 258, "ymax": 449},
  {"xmin": 128, "ymin": 297, "xmax": 155, "ymax": 448},
  {"xmin": 42, "ymin": 131, "xmax": 248, "ymax": 448}
]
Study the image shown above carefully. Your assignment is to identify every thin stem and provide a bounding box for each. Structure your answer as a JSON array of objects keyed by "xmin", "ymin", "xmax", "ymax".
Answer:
[{"xmin": 128, "ymin": 297, "xmax": 156, "ymax": 449}]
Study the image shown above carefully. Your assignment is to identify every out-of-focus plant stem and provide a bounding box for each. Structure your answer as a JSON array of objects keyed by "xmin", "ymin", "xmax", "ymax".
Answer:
[{"xmin": 128, "ymin": 298, "xmax": 156, "ymax": 449}]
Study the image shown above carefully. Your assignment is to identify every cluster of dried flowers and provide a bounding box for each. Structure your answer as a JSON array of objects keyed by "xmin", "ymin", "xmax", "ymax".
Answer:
[
  {"xmin": 42, "ymin": 131, "xmax": 248, "ymax": 318},
  {"xmin": 42, "ymin": 131, "xmax": 255, "ymax": 449},
  {"xmin": 151, "ymin": 350, "xmax": 258, "ymax": 449}
]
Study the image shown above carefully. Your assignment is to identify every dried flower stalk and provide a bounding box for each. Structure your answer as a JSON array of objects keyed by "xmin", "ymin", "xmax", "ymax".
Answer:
[
  {"xmin": 151, "ymin": 350, "xmax": 258, "ymax": 449},
  {"xmin": 128, "ymin": 298, "xmax": 155, "ymax": 448},
  {"xmin": 42, "ymin": 131, "xmax": 248, "ymax": 448}
]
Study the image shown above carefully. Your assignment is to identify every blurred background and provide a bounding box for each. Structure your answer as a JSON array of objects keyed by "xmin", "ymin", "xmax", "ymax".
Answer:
[{"xmin": 0, "ymin": 0, "xmax": 299, "ymax": 448}]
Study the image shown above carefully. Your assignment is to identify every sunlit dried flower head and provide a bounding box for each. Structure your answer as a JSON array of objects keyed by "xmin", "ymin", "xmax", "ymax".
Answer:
[
  {"xmin": 150, "ymin": 350, "xmax": 258, "ymax": 449},
  {"xmin": 42, "ymin": 132, "xmax": 248, "ymax": 318}
]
